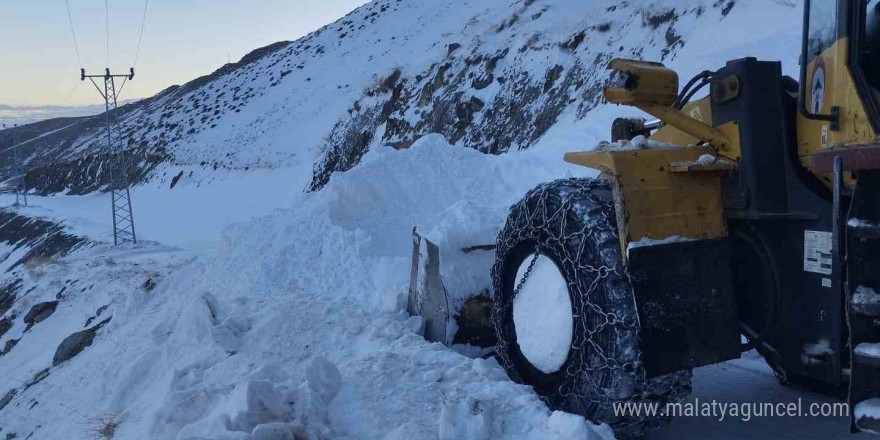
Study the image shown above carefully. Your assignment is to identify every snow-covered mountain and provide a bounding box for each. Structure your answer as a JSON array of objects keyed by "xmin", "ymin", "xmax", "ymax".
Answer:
[
  {"xmin": 1, "ymin": 0, "xmax": 797, "ymax": 197},
  {"xmin": 0, "ymin": 1, "xmax": 825, "ymax": 439}
]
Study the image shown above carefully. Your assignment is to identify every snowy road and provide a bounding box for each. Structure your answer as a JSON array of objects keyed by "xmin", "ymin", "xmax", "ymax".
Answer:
[{"xmin": 650, "ymin": 355, "xmax": 851, "ymax": 439}]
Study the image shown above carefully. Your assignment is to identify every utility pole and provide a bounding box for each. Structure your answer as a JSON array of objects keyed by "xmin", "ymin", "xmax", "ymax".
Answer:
[
  {"xmin": 81, "ymin": 68, "xmax": 137, "ymax": 245},
  {"xmin": 2, "ymin": 124, "xmax": 27, "ymax": 207},
  {"xmin": 12, "ymin": 124, "xmax": 27, "ymax": 207}
]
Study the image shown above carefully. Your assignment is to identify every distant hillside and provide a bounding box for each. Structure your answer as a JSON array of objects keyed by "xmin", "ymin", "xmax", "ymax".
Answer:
[{"xmin": 0, "ymin": 0, "xmax": 798, "ymax": 197}]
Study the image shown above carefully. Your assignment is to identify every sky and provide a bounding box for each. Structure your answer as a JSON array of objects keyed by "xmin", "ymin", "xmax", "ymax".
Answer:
[{"xmin": 0, "ymin": 0, "xmax": 367, "ymax": 108}]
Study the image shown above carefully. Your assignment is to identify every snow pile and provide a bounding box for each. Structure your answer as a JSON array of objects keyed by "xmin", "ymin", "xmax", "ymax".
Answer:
[
  {"xmin": 697, "ymin": 154, "xmax": 716, "ymax": 165},
  {"xmin": 0, "ymin": 134, "xmax": 610, "ymax": 439},
  {"xmin": 801, "ymin": 339, "xmax": 834, "ymax": 366},
  {"xmin": 595, "ymin": 135, "xmax": 679, "ymax": 151},
  {"xmin": 856, "ymin": 343, "xmax": 880, "ymax": 359},
  {"xmin": 854, "ymin": 285, "xmax": 880, "ymax": 305},
  {"xmin": 512, "ymin": 255, "xmax": 573, "ymax": 374}
]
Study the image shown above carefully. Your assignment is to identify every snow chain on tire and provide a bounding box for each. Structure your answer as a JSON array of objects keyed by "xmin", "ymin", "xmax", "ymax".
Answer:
[{"xmin": 491, "ymin": 178, "xmax": 692, "ymax": 439}]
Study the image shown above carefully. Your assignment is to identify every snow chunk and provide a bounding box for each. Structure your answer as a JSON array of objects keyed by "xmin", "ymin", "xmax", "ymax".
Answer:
[
  {"xmin": 802, "ymin": 339, "xmax": 834, "ymax": 365},
  {"xmin": 251, "ymin": 422, "xmax": 300, "ymax": 440},
  {"xmin": 849, "ymin": 218, "xmax": 877, "ymax": 228},
  {"xmin": 626, "ymin": 235, "xmax": 695, "ymax": 257},
  {"xmin": 697, "ymin": 154, "xmax": 716, "ymax": 165},
  {"xmin": 547, "ymin": 411, "xmax": 615, "ymax": 440},
  {"xmin": 854, "ymin": 286, "xmax": 880, "ymax": 305},
  {"xmin": 856, "ymin": 343, "xmax": 880, "ymax": 359},
  {"xmin": 305, "ymin": 355, "xmax": 342, "ymax": 404},
  {"xmin": 803, "ymin": 339, "xmax": 833, "ymax": 356},
  {"xmin": 439, "ymin": 397, "xmax": 492, "ymax": 440},
  {"xmin": 227, "ymin": 380, "xmax": 296, "ymax": 432},
  {"xmin": 512, "ymin": 255, "xmax": 572, "ymax": 374},
  {"xmin": 472, "ymin": 357, "xmax": 508, "ymax": 382},
  {"xmin": 404, "ymin": 315, "xmax": 425, "ymax": 336},
  {"xmin": 595, "ymin": 134, "xmax": 678, "ymax": 151}
]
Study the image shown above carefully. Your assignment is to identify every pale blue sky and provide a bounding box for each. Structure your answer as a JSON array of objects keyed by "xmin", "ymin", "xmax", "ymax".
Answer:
[{"xmin": 0, "ymin": 0, "xmax": 367, "ymax": 107}]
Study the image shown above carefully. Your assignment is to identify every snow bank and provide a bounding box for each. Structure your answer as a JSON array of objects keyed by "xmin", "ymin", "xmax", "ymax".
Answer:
[{"xmin": 0, "ymin": 133, "xmax": 604, "ymax": 439}]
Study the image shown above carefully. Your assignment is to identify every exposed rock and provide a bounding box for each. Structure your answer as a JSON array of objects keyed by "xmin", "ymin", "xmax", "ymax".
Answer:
[
  {"xmin": 0, "ymin": 316, "xmax": 13, "ymax": 339},
  {"xmin": 84, "ymin": 304, "xmax": 110, "ymax": 328},
  {"xmin": 447, "ymin": 43, "xmax": 461, "ymax": 57},
  {"xmin": 52, "ymin": 317, "xmax": 111, "ymax": 367},
  {"xmin": 0, "ymin": 389, "xmax": 15, "ymax": 411},
  {"xmin": 0, "ymin": 213, "xmax": 88, "ymax": 271},
  {"xmin": 543, "ymin": 65, "xmax": 564, "ymax": 92},
  {"xmin": 23, "ymin": 301, "xmax": 58, "ymax": 327},
  {"xmin": 24, "ymin": 369, "xmax": 49, "ymax": 390},
  {"xmin": 0, "ymin": 280, "xmax": 20, "ymax": 316},
  {"xmin": 4, "ymin": 338, "xmax": 18, "ymax": 354},
  {"xmin": 170, "ymin": 170, "xmax": 184, "ymax": 189}
]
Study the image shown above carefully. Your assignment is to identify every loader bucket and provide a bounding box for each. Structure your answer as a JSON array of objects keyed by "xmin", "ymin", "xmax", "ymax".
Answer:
[{"xmin": 407, "ymin": 228, "xmax": 450, "ymax": 344}]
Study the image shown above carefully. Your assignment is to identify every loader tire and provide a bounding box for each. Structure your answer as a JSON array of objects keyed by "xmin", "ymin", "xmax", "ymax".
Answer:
[{"xmin": 491, "ymin": 178, "xmax": 692, "ymax": 439}]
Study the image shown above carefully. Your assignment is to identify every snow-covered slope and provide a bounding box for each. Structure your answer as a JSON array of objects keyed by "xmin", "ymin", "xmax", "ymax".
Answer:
[
  {"xmin": 3, "ymin": 0, "xmax": 799, "ymax": 197},
  {"xmin": 0, "ymin": 0, "xmax": 815, "ymax": 439}
]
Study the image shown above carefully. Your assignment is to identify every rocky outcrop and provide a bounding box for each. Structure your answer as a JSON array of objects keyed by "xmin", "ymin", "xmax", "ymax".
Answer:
[
  {"xmin": 0, "ymin": 280, "xmax": 19, "ymax": 317},
  {"xmin": 0, "ymin": 211, "xmax": 88, "ymax": 272},
  {"xmin": 0, "ymin": 316, "xmax": 12, "ymax": 340},
  {"xmin": 308, "ymin": 2, "xmax": 711, "ymax": 190},
  {"xmin": 23, "ymin": 301, "xmax": 58, "ymax": 330},
  {"xmin": 52, "ymin": 317, "xmax": 111, "ymax": 366},
  {"xmin": 0, "ymin": 389, "xmax": 15, "ymax": 411}
]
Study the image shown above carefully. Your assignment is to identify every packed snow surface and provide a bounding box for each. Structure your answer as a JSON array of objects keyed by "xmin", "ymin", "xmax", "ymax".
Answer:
[{"xmin": 512, "ymin": 254, "xmax": 574, "ymax": 374}]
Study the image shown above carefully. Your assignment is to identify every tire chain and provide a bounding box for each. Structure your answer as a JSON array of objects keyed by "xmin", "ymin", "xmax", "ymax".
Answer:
[{"xmin": 492, "ymin": 178, "xmax": 691, "ymax": 422}]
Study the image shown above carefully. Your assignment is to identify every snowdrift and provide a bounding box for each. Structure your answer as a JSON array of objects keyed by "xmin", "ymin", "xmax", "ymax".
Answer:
[{"xmin": 0, "ymin": 136, "xmax": 618, "ymax": 439}]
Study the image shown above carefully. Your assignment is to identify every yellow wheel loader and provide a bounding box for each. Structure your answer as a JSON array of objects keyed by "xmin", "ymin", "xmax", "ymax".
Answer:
[{"xmin": 409, "ymin": 0, "xmax": 880, "ymax": 437}]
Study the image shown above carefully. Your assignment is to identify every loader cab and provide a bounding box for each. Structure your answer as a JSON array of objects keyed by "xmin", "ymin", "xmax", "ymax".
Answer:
[
  {"xmin": 864, "ymin": 0, "xmax": 880, "ymax": 83},
  {"xmin": 799, "ymin": 0, "xmax": 880, "ymax": 155}
]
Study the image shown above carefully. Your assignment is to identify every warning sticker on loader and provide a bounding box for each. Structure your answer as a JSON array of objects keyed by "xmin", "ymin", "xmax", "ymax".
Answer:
[{"xmin": 804, "ymin": 230, "xmax": 832, "ymax": 275}]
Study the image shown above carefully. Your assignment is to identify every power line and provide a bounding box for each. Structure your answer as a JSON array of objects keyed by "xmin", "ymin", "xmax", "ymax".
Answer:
[
  {"xmin": 133, "ymin": 0, "xmax": 149, "ymax": 69},
  {"xmin": 64, "ymin": 0, "xmax": 83, "ymax": 68}
]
